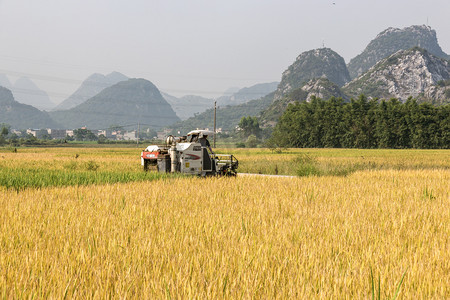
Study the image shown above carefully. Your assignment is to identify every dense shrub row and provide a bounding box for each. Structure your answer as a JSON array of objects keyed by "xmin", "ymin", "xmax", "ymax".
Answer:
[{"xmin": 271, "ymin": 96, "xmax": 449, "ymax": 148}]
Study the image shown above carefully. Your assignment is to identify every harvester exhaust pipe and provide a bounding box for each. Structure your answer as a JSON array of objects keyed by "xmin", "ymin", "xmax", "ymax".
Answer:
[
  {"xmin": 166, "ymin": 136, "xmax": 178, "ymax": 173},
  {"xmin": 169, "ymin": 145, "xmax": 177, "ymax": 173}
]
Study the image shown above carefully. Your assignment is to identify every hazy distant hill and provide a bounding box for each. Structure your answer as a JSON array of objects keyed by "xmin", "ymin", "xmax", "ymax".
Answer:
[
  {"xmin": 162, "ymin": 93, "xmax": 213, "ymax": 120},
  {"xmin": 170, "ymin": 92, "xmax": 275, "ymax": 134},
  {"xmin": 0, "ymin": 74, "xmax": 12, "ymax": 90},
  {"xmin": 216, "ymin": 82, "xmax": 279, "ymax": 106},
  {"xmin": 50, "ymin": 79, "xmax": 180, "ymax": 129},
  {"xmin": 0, "ymin": 86, "xmax": 59, "ymax": 129},
  {"xmin": 53, "ymin": 71, "xmax": 128, "ymax": 111},
  {"xmin": 12, "ymin": 77, "xmax": 55, "ymax": 111},
  {"xmin": 347, "ymin": 25, "xmax": 450, "ymax": 79},
  {"xmin": 343, "ymin": 47, "xmax": 450, "ymax": 103},
  {"xmin": 162, "ymin": 82, "xmax": 278, "ymax": 121}
]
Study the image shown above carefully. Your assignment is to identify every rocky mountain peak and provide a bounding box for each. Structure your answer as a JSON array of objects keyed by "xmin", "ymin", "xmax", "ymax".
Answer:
[
  {"xmin": 348, "ymin": 25, "xmax": 449, "ymax": 79},
  {"xmin": 301, "ymin": 78, "xmax": 348, "ymax": 102},
  {"xmin": 106, "ymin": 71, "xmax": 128, "ymax": 82},
  {"xmin": 343, "ymin": 47, "xmax": 450, "ymax": 101},
  {"xmin": 260, "ymin": 77, "xmax": 347, "ymax": 125},
  {"xmin": 274, "ymin": 48, "xmax": 350, "ymax": 101},
  {"xmin": 376, "ymin": 25, "xmax": 432, "ymax": 39}
]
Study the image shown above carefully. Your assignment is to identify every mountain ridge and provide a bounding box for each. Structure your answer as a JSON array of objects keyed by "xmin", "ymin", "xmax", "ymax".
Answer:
[
  {"xmin": 343, "ymin": 47, "xmax": 450, "ymax": 102},
  {"xmin": 347, "ymin": 25, "xmax": 449, "ymax": 79},
  {"xmin": 216, "ymin": 82, "xmax": 279, "ymax": 106},
  {"xmin": 0, "ymin": 86, "xmax": 60, "ymax": 129},
  {"xmin": 273, "ymin": 48, "xmax": 350, "ymax": 102},
  {"xmin": 161, "ymin": 93, "xmax": 213, "ymax": 121},
  {"xmin": 11, "ymin": 77, "xmax": 55, "ymax": 111},
  {"xmin": 53, "ymin": 71, "xmax": 128, "ymax": 111},
  {"xmin": 49, "ymin": 78, "xmax": 180, "ymax": 129},
  {"xmin": 169, "ymin": 92, "xmax": 275, "ymax": 134}
]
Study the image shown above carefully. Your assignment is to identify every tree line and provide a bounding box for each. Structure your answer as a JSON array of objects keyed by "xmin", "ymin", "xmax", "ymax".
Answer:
[{"xmin": 270, "ymin": 95, "xmax": 449, "ymax": 149}]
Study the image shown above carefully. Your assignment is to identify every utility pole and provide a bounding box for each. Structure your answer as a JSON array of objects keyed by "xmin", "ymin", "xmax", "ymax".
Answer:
[
  {"xmin": 213, "ymin": 100, "xmax": 217, "ymax": 148},
  {"xmin": 136, "ymin": 123, "xmax": 140, "ymax": 147}
]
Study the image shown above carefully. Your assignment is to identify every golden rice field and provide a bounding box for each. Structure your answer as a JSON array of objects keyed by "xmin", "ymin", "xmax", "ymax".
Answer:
[{"xmin": 0, "ymin": 147, "xmax": 449, "ymax": 298}]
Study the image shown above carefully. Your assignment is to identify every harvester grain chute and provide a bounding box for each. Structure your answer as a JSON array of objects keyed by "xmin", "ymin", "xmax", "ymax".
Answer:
[{"xmin": 141, "ymin": 130, "xmax": 238, "ymax": 176}]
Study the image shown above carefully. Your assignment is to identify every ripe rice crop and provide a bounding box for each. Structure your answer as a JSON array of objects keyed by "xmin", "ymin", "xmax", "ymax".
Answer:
[
  {"xmin": 0, "ymin": 147, "xmax": 449, "ymax": 298},
  {"xmin": 227, "ymin": 148, "xmax": 450, "ymax": 175}
]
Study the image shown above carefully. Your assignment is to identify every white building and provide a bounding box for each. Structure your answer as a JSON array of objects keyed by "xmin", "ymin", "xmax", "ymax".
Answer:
[{"xmin": 123, "ymin": 130, "xmax": 137, "ymax": 141}]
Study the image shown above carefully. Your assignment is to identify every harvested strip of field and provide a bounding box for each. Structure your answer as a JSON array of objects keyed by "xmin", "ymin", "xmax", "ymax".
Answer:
[
  {"xmin": 237, "ymin": 172, "xmax": 296, "ymax": 178},
  {"xmin": 0, "ymin": 170, "xmax": 449, "ymax": 298}
]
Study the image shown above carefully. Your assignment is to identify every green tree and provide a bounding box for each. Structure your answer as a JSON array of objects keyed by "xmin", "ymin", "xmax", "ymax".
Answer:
[
  {"xmin": 307, "ymin": 96, "xmax": 325, "ymax": 147},
  {"xmin": 1, "ymin": 126, "xmax": 9, "ymax": 137},
  {"xmin": 246, "ymin": 134, "xmax": 259, "ymax": 148},
  {"xmin": 411, "ymin": 102, "xmax": 440, "ymax": 148},
  {"xmin": 24, "ymin": 134, "xmax": 38, "ymax": 145},
  {"xmin": 438, "ymin": 105, "xmax": 450, "ymax": 148},
  {"xmin": 321, "ymin": 97, "xmax": 346, "ymax": 147},
  {"xmin": 73, "ymin": 128, "xmax": 98, "ymax": 141},
  {"xmin": 375, "ymin": 99, "xmax": 400, "ymax": 148},
  {"xmin": 271, "ymin": 95, "xmax": 448, "ymax": 149},
  {"xmin": 271, "ymin": 101, "xmax": 304, "ymax": 147},
  {"xmin": 342, "ymin": 95, "xmax": 378, "ymax": 148},
  {"xmin": 238, "ymin": 116, "xmax": 261, "ymax": 138},
  {"xmin": 0, "ymin": 123, "xmax": 10, "ymax": 146},
  {"xmin": 97, "ymin": 134, "xmax": 108, "ymax": 144}
]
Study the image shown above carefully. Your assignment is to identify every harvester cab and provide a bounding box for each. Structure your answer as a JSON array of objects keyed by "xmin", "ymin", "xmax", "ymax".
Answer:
[{"xmin": 141, "ymin": 129, "xmax": 238, "ymax": 176}]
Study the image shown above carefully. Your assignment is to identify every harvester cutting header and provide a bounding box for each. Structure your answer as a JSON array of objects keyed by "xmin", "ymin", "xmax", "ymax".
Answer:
[{"xmin": 141, "ymin": 130, "xmax": 238, "ymax": 176}]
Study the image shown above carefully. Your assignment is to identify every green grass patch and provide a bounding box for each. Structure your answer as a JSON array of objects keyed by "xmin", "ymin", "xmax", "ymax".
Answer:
[
  {"xmin": 0, "ymin": 167, "xmax": 180, "ymax": 191},
  {"xmin": 294, "ymin": 153, "xmax": 364, "ymax": 177}
]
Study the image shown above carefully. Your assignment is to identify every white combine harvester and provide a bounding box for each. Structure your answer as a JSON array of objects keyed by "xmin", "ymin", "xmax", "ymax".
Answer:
[{"xmin": 141, "ymin": 130, "xmax": 238, "ymax": 176}]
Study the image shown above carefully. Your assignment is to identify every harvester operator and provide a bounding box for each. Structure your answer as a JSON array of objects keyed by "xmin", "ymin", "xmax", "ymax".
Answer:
[{"xmin": 199, "ymin": 133, "xmax": 214, "ymax": 154}]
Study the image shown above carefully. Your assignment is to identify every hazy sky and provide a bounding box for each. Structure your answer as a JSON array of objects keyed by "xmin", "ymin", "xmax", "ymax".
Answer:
[{"xmin": 0, "ymin": 0, "xmax": 449, "ymax": 104}]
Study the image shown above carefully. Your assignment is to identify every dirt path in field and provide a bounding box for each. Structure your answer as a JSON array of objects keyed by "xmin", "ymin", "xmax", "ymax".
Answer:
[{"xmin": 237, "ymin": 173, "xmax": 296, "ymax": 178}]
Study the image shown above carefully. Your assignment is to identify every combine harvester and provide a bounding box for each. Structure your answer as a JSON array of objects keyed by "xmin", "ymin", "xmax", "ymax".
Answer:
[{"xmin": 141, "ymin": 130, "xmax": 238, "ymax": 176}]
